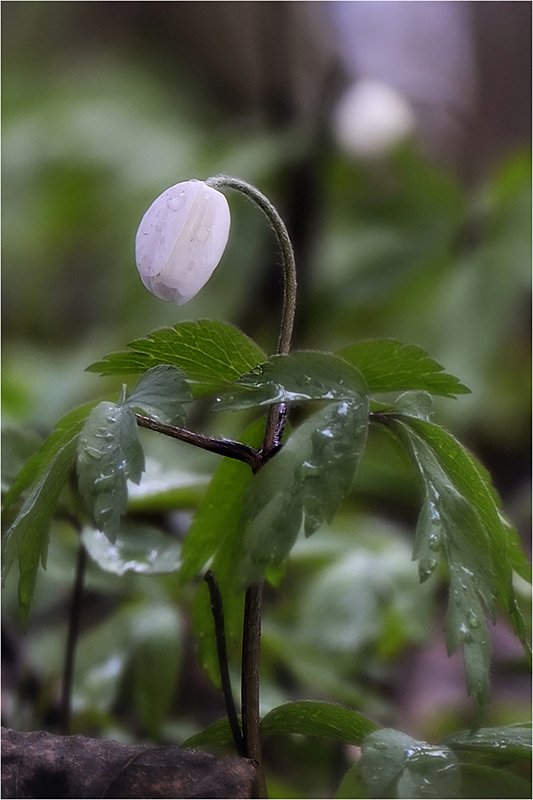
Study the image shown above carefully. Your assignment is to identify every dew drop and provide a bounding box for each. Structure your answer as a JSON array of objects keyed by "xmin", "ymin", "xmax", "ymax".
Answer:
[
  {"xmin": 467, "ymin": 611, "xmax": 481, "ymax": 628},
  {"xmin": 84, "ymin": 446, "xmax": 102, "ymax": 460},
  {"xmin": 93, "ymin": 474, "xmax": 115, "ymax": 490},
  {"xmin": 167, "ymin": 193, "xmax": 186, "ymax": 212},
  {"xmin": 194, "ymin": 224, "xmax": 211, "ymax": 243}
]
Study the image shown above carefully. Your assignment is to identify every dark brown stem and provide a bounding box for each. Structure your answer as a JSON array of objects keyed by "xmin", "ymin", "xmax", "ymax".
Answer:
[
  {"xmin": 204, "ymin": 570, "xmax": 246, "ymax": 757},
  {"xmin": 135, "ymin": 414, "xmax": 262, "ymax": 471},
  {"xmin": 60, "ymin": 541, "xmax": 87, "ymax": 734},
  {"xmin": 241, "ymin": 580, "xmax": 267, "ymax": 797}
]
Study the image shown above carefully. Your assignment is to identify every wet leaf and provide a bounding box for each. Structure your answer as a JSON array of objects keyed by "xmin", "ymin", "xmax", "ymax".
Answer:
[
  {"xmin": 215, "ymin": 351, "xmax": 367, "ymax": 410},
  {"xmin": 337, "ymin": 339, "xmax": 470, "ymax": 397},
  {"xmin": 358, "ymin": 728, "xmax": 460, "ymax": 799},
  {"xmin": 444, "ymin": 723, "xmax": 532, "ymax": 762},
  {"xmin": 240, "ymin": 399, "xmax": 369, "ymax": 585},
  {"xmin": 77, "ymin": 400, "xmax": 145, "ymax": 542},
  {"xmin": 386, "ymin": 415, "xmax": 531, "ymax": 718},
  {"xmin": 87, "ymin": 319, "xmax": 266, "ymax": 397},
  {"xmin": 125, "ymin": 364, "xmax": 192, "ymax": 424},
  {"xmin": 82, "ymin": 522, "xmax": 181, "ymax": 576}
]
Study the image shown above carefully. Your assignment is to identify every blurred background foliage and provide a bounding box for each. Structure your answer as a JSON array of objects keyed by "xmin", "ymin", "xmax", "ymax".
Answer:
[{"xmin": 2, "ymin": 3, "xmax": 531, "ymax": 796}]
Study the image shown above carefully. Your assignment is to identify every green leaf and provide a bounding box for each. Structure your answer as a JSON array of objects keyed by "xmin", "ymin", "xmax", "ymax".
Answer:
[
  {"xmin": 180, "ymin": 418, "xmax": 265, "ymax": 582},
  {"xmin": 336, "ymin": 765, "xmax": 369, "ymax": 799},
  {"xmin": 81, "ymin": 522, "xmax": 181, "ymax": 575},
  {"xmin": 386, "ymin": 414, "xmax": 530, "ymax": 717},
  {"xmin": 444, "ymin": 723, "xmax": 532, "ymax": 762},
  {"xmin": 182, "ymin": 701, "xmax": 379, "ymax": 752},
  {"xmin": 87, "ymin": 319, "xmax": 267, "ymax": 397},
  {"xmin": 77, "ymin": 400, "xmax": 145, "ymax": 542},
  {"xmin": 393, "ymin": 390, "xmax": 433, "ymax": 421},
  {"xmin": 2, "ymin": 401, "xmax": 96, "ymax": 624},
  {"xmin": 125, "ymin": 365, "xmax": 192, "ymax": 424},
  {"xmin": 358, "ymin": 728, "xmax": 460, "ymax": 799},
  {"xmin": 183, "ymin": 418, "xmax": 265, "ymax": 685},
  {"xmin": 337, "ymin": 339, "xmax": 470, "ymax": 397},
  {"xmin": 182, "ymin": 717, "xmax": 234, "ymax": 749},
  {"xmin": 215, "ymin": 351, "xmax": 367, "ymax": 410},
  {"xmin": 260, "ymin": 701, "xmax": 378, "ymax": 745},
  {"xmin": 240, "ymin": 399, "xmax": 369, "ymax": 585}
]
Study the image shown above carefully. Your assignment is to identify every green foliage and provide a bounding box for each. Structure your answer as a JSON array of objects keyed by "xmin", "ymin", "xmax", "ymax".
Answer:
[
  {"xmin": 125, "ymin": 364, "xmax": 193, "ymax": 423},
  {"xmin": 260, "ymin": 701, "xmax": 378, "ymax": 744},
  {"xmin": 337, "ymin": 339, "xmax": 470, "ymax": 397},
  {"xmin": 77, "ymin": 399, "xmax": 145, "ymax": 542},
  {"xmin": 77, "ymin": 366, "xmax": 192, "ymax": 543},
  {"xmin": 341, "ymin": 728, "xmax": 461, "ymax": 799},
  {"xmin": 184, "ymin": 701, "xmax": 379, "ymax": 749},
  {"xmin": 240, "ymin": 398, "xmax": 369, "ymax": 585},
  {"xmin": 336, "ymin": 723, "xmax": 532, "ymax": 799},
  {"xmin": 2, "ymin": 401, "xmax": 97, "ymax": 625},
  {"xmin": 81, "ymin": 522, "xmax": 181, "ymax": 576},
  {"xmin": 215, "ymin": 351, "xmax": 367, "ymax": 409},
  {"xmin": 87, "ymin": 320, "xmax": 266, "ymax": 397},
  {"xmin": 182, "ymin": 419, "xmax": 265, "ymax": 684},
  {"xmin": 381, "ymin": 410, "xmax": 529, "ymax": 718}
]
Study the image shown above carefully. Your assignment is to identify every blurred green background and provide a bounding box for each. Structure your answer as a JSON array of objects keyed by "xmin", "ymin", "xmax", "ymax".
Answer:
[{"xmin": 2, "ymin": 3, "xmax": 531, "ymax": 796}]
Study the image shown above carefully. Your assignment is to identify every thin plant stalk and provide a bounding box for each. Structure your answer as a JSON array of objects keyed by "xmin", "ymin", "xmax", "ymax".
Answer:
[
  {"xmin": 207, "ymin": 176, "xmax": 298, "ymax": 797},
  {"xmin": 204, "ymin": 570, "xmax": 246, "ymax": 757}
]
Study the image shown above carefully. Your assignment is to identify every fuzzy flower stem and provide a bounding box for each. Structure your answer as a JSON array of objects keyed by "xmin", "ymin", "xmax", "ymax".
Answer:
[{"xmin": 205, "ymin": 175, "xmax": 297, "ymax": 358}]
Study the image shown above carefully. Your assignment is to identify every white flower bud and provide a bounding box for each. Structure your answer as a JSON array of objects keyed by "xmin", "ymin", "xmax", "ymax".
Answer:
[{"xmin": 135, "ymin": 179, "xmax": 230, "ymax": 304}]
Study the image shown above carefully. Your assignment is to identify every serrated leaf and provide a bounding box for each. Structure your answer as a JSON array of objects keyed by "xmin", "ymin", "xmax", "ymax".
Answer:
[
  {"xmin": 337, "ymin": 339, "xmax": 470, "ymax": 397},
  {"xmin": 2, "ymin": 401, "xmax": 96, "ymax": 624},
  {"xmin": 358, "ymin": 728, "xmax": 460, "ymax": 799},
  {"xmin": 77, "ymin": 401, "xmax": 145, "ymax": 542},
  {"xmin": 87, "ymin": 319, "xmax": 266, "ymax": 397},
  {"xmin": 386, "ymin": 414, "xmax": 530, "ymax": 717},
  {"xmin": 215, "ymin": 351, "xmax": 367, "ymax": 410},
  {"xmin": 240, "ymin": 399, "xmax": 369, "ymax": 585},
  {"xmin": 125, "ymin": 365, "xmax": 192, "ymax": 424},
  {"xmin": 260, "ymin": 701, "xmax": 378, "ymax": 744},
  {"xmin": 81, "ymin": 522, "xmax": 181, "ymax": 576}
]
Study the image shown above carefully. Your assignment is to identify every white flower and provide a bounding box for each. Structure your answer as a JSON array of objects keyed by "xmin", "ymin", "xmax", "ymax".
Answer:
[
  {"xmin": 135, "ymin": 179, "xmax": 230, "ymax": 304},
  {"xmin": 333, "ymin": 79, "xmax": 415, "ymax": 159}
]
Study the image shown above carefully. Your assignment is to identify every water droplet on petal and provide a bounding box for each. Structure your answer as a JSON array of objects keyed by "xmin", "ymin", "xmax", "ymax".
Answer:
[{"xmin": 167, "ymin": 194, "xmax": 186, "ymax": 212}]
